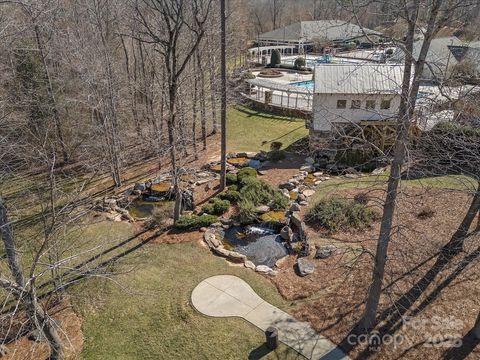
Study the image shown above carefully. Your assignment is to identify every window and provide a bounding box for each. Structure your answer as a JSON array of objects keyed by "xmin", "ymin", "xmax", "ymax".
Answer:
[
  {"xmin": 381, "ymin": 99, "xmax": 392, "ymax": 110},
  {"xmin": 351, "ymin": 100, "xmax": 361, "ymax": 109},
  {"xmin": 366, "ymin": 100, "xmax": 376, "ymax": 110},
  {"xmin": 337, "ymin": 100, "xmax": 347, "ymax": 109}
]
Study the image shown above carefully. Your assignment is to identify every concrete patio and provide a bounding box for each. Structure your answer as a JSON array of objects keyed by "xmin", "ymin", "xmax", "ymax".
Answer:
[{"xmin": 191, "ymin": 275, "xmax": 349, "ymax": 360}]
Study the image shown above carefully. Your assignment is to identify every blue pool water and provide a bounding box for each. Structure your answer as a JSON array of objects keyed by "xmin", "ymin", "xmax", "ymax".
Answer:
[{"xmin": 291, "ymin": 80, "xmax": 314, "ymax": 90}]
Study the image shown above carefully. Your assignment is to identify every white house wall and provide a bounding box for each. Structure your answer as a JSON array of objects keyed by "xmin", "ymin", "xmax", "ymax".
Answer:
[{"xmin": 312, "ymin": 94, "xmax": 401, "ymax": 131}]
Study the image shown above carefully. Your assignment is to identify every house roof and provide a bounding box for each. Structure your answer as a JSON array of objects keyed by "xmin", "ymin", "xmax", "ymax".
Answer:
[
  {"xmin": 391, "ymin": 36, "xmax": 462, "ymax": 67},
  {"xmin": 313, "ymin": 64, "xmax": 405, "ymax": 94},
  {"xmin": 258, "ymin": 20, "xmax": 381, "ymax": 43}
]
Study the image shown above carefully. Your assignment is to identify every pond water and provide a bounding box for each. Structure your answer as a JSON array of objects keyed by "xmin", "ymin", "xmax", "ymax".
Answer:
[
  {"xmin": 220, "ymin": 225, "xmax": 288, "ymax": 267},
  {"xmin": 127, "ymin": 198, "xmax": 173, "ymax": 219}
]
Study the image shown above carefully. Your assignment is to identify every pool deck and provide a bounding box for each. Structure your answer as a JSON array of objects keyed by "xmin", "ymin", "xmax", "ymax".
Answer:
[{"xmin": 191, "ymin": 275, "xmax": 349, "ymax": 360}]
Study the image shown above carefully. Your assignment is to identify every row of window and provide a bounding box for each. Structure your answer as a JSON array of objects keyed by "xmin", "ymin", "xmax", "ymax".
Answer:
[{"xmin": 336, "ymin": 99, "xmax": 392, "ymax": 110}]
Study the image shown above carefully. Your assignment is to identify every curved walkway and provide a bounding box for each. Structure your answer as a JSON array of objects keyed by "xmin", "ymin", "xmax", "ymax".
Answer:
[{"xmin": 191, "ymin": 275, "xmax": 349, "ymax": 360}]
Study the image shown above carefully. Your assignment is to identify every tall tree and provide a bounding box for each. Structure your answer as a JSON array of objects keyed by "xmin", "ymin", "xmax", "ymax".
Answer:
[{"xmin": 219, "ymin": 0, "xmax": 227, "ymax": 191}]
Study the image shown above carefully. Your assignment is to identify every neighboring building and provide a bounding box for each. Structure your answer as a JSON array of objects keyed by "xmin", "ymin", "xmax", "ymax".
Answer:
[
  {"xmin": 311, "ymin": 64, "xmax": 404, "ymax": 135},
  {"xmin": 257, "ymin": 20, "xmax": 381, "ymax": 52},
  {"xmin": 390, "ymin": 36, "xmax": 462, "ymax": 81}
]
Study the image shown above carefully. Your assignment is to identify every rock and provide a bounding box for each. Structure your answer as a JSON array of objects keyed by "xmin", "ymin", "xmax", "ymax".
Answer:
[
  {"xmin": 302, "ymin": 189, "xmax": 316, "ymax": 197},
  {"xmin": 204, "ymin": 231, "xmax": 220, "ymax": 248},
  {"xmin": 248, "ymin": 159, "xmax": 262, "ymax": 169},
  {"xmin": 228, "ymin": 251, "xmax": 247, "ymax": 263},
  {"xmin": 345, "ymin": 173, "xmax": 359, "ymax": 179},
  {"xmin": 300, "ymin": 165, "xmax": 315, "ymax": 173},
  {"xmin": 132, "ymin": 189, "xmax": 142, "ymax": 196},
  {"xmin": 372, "ymin": 167, "xmax": 386, "ymax": 175},
  {"xmin": 318, "ymin": 176, "xmax": 330, "ymax": 181},
  {"xmin": 345, "ymin": 167, "xmax": 359, "ymax": 174},
  {"xmin": 245, "ymin": 152, "xmax": 258, "ymax": 159},
  {"xmin": 199, "ymin": 227, "xmax": 208, "ymax": 232},
  {"xmin": 297, "ymin": 193, "xmax": 307, "ymax": 202},
  {"xmin": 275, "ymin": 256, "xmax": 288, "ymax": 268},
  {"xmin": 133, "ymin": 183, "xmax": 146, "ymax": 192},
  {"xmin": 220, "ymin": 218, "xmax": 234, "ymax": 225},
  {"xmin": 314, "ymin": 180, "xmax": 323, "ymax": 186},
  {"xmin": 28, "ymin": 329, "xmax": 46, "ymax": 342},
  {"xmin": 279, "ymin": 182, "xmax": 296, "ymax": 191},
  {"xmin": 255, "ymin": 265, "xmax": 274, "ymax": 273},
  {"xmin": 244, "ymin": 260, "xmax": 256, "ymax": 270},
  {"xmin": 258, "ymin": 170, "xmax": 268, "ymax": 175},
  {"xmin": 213, "ymin": 246, "xmax": 230, "ymax": 257},
  {"xmin": 104, "ymin": 198, "xmax": 117, "ymax": 209},
  {"xmin": 255, "ymin": 205, "xmax": 270, "ymax": 214},
  {"xmin": 205, "ymin": 182, "xmax": 212, "ymax": 191},
  {"xmin": 296, "ymin": 258, "xmax": 315, "ymax": 276},
  {"xmin": 313, "ymin": 171, "xmax": 324, "ymax": 177},
  {"xmin": 0, "ymin": 344, "xmax": 8, "ymax": 357},
  {"xmin": 290, "ymin": 211, "xmax": 302, "ymax": 228},
  {"xmin": 315, "ymin": 245, "xmax": 337, "ymax": 259},
  {"xmin": 196, "ymin": 178, "xmax": 210, "ymax": 185},
  {"xmin": 299, "ymin": 201, "xmax": 309, "ymax": 206},
  {"xmin": 304, "ymin": 157, "xmax": 315, "ymax": 165},
  {"xmin": 280, "ymin": 225, "xmax": 293, "ymax": 241},
  {"xmin": 289, "ymin": 203, "xmax": 301, "ymax": 212}
]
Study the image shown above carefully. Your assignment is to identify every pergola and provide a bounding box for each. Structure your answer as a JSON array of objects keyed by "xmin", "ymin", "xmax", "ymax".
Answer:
[{"xmin": 248, "ymin": 45, "xmax": 296, "ymax": 63}]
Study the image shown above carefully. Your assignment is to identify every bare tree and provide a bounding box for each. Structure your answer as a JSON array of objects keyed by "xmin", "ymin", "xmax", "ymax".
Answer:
[{"xmin": 133, "ymin": 0, "xmax": 212, "ymax": 220}]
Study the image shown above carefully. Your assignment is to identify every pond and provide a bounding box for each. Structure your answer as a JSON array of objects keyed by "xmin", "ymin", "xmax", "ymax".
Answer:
[
  {"xmin": 219, "ymin": 225, "xmax": 288, "ymax": 267},
  {"xmin": 127, "ymin": 198, "xmax": 173, "ymax": 219}
]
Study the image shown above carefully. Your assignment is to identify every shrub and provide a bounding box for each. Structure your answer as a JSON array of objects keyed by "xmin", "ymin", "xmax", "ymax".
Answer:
[
  {"xmin": 175, "ymin": 214, "xmax": 217, "ymax": 230},
  {"xmin": 270, "ymin": 141, "xmax": 282, "ymax": 151},
  {"xmin": 239, "ymin": 177, "xmax": 288, "ymax": 210},
  {"xmin": 417, "ymin": 207, "xmax": 435, "ymax": 220},
  {"xmin": 226, "ymin": 173, "xmax": 238, "ymax": 185},
  {"xmin": 237, "ymin": 167, "xmax": 257, "ymax": 184},
  {"xmin": 268, "ymin": 149, "xmax": 286, "ymax": 162},
  {"xmin": 151, "ymin": 202, "xmax": 174, "ymax": 230},
  {"xmin": 238, "ymin": 199, "xmax": 257, "ymax": 224},
  {"xmin": 271, "ymin": 190, "xmax": 289, "ymax": 210},
  {"xmin": 294, "ymin": 57, "xmax": 306, "ymax": 70},
  {"xmin": 353, "ymin": 192, "xmax": 369, "ymax": 205},
  {"xmin": 270, "ymin": 49, "xmax": 281, "ymax": 67},
  {"xmin": 202, "ymin": 197, "xmax": 231, "ymax": 215},
  {"xmin": 228, "ymin": 184, "xmax": 238, "ymax": 191},
  {"xmin": 306, "ymin": 197, "xmax": 378, "ymax": 232},
  {"xmin": 218, "ymin": 190, "xmax": 241, "ymax": 203}
]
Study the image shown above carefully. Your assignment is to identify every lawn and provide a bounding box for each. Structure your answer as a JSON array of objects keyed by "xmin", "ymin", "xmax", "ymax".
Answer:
[
  {"xmin": 227, "ymin": 106, "xmax": 308, "ymax": 152},
  {"xmin": 71, "ymin": 222, "xmax": 303, "ymax": 360}
]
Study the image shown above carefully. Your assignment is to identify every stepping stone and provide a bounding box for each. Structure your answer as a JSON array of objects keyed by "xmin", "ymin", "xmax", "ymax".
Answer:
[{"xmin": 191, "ymin": 275, "xmax": 349, "ymax": 360}]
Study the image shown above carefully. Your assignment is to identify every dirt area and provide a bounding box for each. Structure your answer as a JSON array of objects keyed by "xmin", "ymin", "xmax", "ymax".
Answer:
[
  {"xmin": 3, "ymin": 298, "xmax": 83, "ymax": 360},
  {"xmin": 270, "ymin": 186, "xmax": 480, "ymax": 359}
]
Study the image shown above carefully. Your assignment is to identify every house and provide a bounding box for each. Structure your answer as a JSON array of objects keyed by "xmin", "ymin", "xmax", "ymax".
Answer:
[
  {"xmin": 257, "ymin": 20, "xmax": 381, "ymax": 53},
  {"xmin": 310, "ymin": 64, "xmax": 404, "ymax": 138},
  {"xmin": 390, "ymin": 36, "xmax": 462, "ymax": 81}
]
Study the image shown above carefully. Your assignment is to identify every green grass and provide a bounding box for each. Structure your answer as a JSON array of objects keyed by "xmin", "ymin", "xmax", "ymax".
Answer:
[
  {"xmin": 71, "ymin": 222, "xmax": 302, "ymax": 360},
  {"xmin": 227, "ymin": 106, "xmax": 308, "ymax": 152}
]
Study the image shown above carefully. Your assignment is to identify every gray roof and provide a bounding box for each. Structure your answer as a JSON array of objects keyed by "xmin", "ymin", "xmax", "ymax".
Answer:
[
  {"xmin": 258, "ymin": 20, "xmax": 381, "ymax": 43},
  {"xmin": 391, "ymin": 36, "xmax": 462, "ymax": 66},
  {"xmin": 314, "ymin": 64, "xmax": 404, "ymax": 94}
]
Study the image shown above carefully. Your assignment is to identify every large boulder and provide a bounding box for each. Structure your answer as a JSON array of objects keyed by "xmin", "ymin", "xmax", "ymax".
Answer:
[
  {"xmin": 256, "ymin": 205, "xmax": 270, "ymax": 214},
  {"xmin": 280, "ymin": 225, "xmax": 293, "ymax": 241},
  {"xmin": 279, "ymin": 182, "xmax": 296, "ymax": 191},
  {"xmin": 248, "ymin": 159, "xmax": 262, "ymax": 169},
  {"xmin": 302, "ymin": 189, "xmax": 316, "ymax": 197},
  {"xmin": 296, "ymin": 258, "xmax": 315, "ymax": 276},
  {"xmin": 315, "ymin": 245, "xmax": 337, "ymax": 259},
  {"xmin": 290, "ymin": 211, "xmax": 302, "ymax": 228},
  {"xmin": 289, "ymin": 203, "xmax": 301, "ymax": 212}
]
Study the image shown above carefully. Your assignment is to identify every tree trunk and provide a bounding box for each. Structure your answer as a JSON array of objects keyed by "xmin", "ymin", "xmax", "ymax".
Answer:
[
  {"xmin": 219, "ymin": 0, "xmax": 227, "ymax": 191},
  {"xmin": 196, "ymin": 47, "xmax": 207, "ymax": 150},
  {"xmin": 0, "ymin": 198, "xmax": 64, "ymax": 359},
  {"xmin": 473, "ymin": 312, "xmax": 480, "ymax": 339},
  {"xmin": 34, "ymin": 24, "xmax": 68, "ymax": 164}
]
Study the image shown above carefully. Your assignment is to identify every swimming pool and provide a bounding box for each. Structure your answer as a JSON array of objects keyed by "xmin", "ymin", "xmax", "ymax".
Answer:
[
  {"xmin": 291, "ymin": 80, "xmax": 314, "ymax": 90},
  {"xmin": 282, "ymin": 56, "xmax": 356, "ymax": 68}
]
